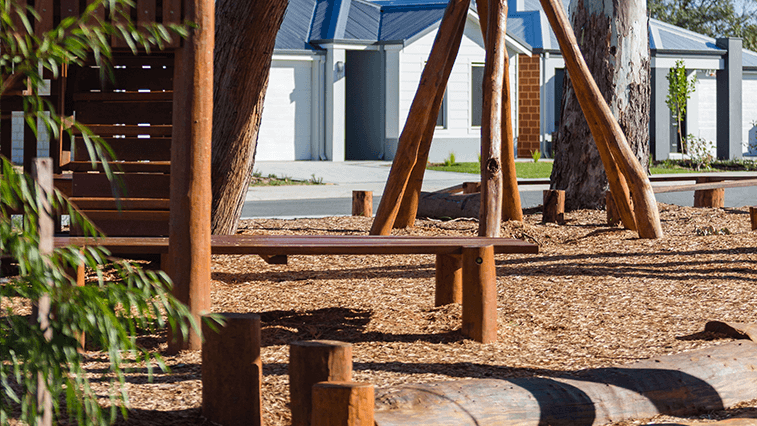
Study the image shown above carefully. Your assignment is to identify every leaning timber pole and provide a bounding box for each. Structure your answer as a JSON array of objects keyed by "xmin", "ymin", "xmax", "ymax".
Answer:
[
  {"xmin": 538, "ymin": 0, "xmax": 662, "ymax": 238},
  {"xmin": 393, "ymin": 8, "xmax": 467, "ymax": 229},
  {"xmin": 370, "ymin": 0, "xmax": 471, "ymax": 235},
  {"xmin": 478, "ymin": 0, "xmax": 507, "ymax": 236},
  {"xmin": 167, "ymin": 0, "xmax": 214, "ymax": 352}
]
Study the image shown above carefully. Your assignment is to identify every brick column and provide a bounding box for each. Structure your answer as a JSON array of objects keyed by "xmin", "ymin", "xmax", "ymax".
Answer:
[{"xmin": 517, "ymin": 54, "xmax": 541, "ymax": 158}]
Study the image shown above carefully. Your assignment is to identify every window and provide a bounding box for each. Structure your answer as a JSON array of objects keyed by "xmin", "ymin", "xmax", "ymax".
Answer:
[
  {"xmin": 471, "ymin": 64, "xmax": 485, "ymax": 127},
  {"xmin": 436, "ymin": 91, "xmax": 447, "ymax": 128}
]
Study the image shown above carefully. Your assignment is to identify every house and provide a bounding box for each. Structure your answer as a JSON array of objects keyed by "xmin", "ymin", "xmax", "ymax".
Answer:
[
  {"xmin": 505, "ymin": 0, "xmax": 757, "ymax": 160},
  {"xmin": 257, "ymin": 0, "xmax": 532, "ymax": 162}
]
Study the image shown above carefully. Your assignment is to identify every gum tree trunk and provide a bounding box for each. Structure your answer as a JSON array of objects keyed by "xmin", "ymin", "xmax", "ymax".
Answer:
[
  {"xmin": 210, "ymin": 0, "xmax": 288, "ymax": 234},
  {"xmin": 550, "ymin": 0, "xmax": 650, "ymax": 210}
]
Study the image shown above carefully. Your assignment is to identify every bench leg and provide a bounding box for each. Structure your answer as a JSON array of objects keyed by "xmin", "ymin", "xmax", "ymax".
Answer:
[
  {"xmin": 462, "ymin": 245, "xmax": 497, "ymax": 343},
  {"xmin": 694, "ymin": 188, "xmax": 724, "ymax": 208},
  {"xmin": 751, "ymin": 206, "xmax": 757, "ymax": 230},
  {"xmin": 435, "ymin": 254, "xmax": 462, "ymax": 306}
]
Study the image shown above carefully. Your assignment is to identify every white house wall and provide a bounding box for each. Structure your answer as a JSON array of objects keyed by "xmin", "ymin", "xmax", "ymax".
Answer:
[
  {"xmin": 743, "ymin": 72, "xmax": 757, "ymax": 155},
  {"xmin": 257, "ymin": 59, "xmax": 318, "ymax": 161},
  {"xmin": 694, "ymin": 73, "xmax": 717, "ymax": 154},
  {"xmin": 390, "ymin": 15, "xmax": 518, "ymax": 163}
]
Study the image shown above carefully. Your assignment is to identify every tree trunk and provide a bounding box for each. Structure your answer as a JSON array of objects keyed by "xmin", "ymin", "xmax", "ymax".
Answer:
[
  {"xmin": 550, "ymin": 0, "xmax": 650, "ymax": 211},
  {"xmin": 210, "ymin": 0, "xmax": 287, "ymax": 235}
]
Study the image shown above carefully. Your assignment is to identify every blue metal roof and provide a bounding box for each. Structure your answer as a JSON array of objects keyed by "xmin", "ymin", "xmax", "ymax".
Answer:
[
  {"xmin": 345, "ymin": 0, "xmax": 381, "ymax": 40},
  {"xmin": 275, "ymin": 0, "xmax": 319, "ymax": 50},
  {"xmin": 379, "ymin": 5, "xmax": 447, "ymax": 41}
]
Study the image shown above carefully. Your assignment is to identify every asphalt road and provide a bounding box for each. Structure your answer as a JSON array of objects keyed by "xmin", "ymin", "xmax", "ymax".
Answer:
[{"xmin": 241, "ymin": 161, "xmax": 757, "ymax": 219}]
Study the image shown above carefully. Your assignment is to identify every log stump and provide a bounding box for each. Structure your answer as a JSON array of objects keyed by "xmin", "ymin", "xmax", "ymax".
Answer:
[
  {"xmin": 462, "ymin": 245, "xmax": 497, "ymax": 343},
  {"xmin": 542, "ymin": 190, "xmax": 565, "ymax": 224},
  {"xmin": 202, "ymin": 313, "xmax": 262, "ymax": 426},
  {"xmin": 435, "ymin": 254, "xmax": 462, "ymax": 306},
  {"xmin": 290, "ymin": 340, "xmax": 353, "ymax": 426},
  {"xmin": 352, "ymin": 191, "xmax": 373, "ymax": 217},
  {"xmin": 312, "ymin": 382, "xmax": 374, "ymax": 426},
  {"xmin": 694, "ymin": 177, "xmax": 725, "ymax": 208},
  {"xmin": 750, "ymin": 206, "xmax": 757, "ymax": 230}
]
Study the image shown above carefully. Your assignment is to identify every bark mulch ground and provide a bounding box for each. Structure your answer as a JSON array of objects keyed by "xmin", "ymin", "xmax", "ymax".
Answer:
[{"xmin": 9, "ymin": 203, "xmax": 757, "ymax": 425}]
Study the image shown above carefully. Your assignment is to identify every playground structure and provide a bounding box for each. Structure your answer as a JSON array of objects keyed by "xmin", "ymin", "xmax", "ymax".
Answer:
[{"xmin": 9, "ymin": 0, "xmax": 757, "ymax": 424}]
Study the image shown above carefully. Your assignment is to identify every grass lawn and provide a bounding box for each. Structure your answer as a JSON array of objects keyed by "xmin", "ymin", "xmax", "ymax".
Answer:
[{"xmin": 428, "ymin": 161, "xmax": 755, "ymax": 179}]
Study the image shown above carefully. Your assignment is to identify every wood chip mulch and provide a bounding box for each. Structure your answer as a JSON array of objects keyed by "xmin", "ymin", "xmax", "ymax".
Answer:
[{"xmin": 10, "ymin": 203, "xmax": 757, "ymax": 425}]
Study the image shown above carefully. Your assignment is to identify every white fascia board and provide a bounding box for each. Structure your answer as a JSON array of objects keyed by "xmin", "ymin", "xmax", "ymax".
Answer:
[
  {"xmin": 317, "ymin": 41, "xmax": 380, "ymax": 51},
  {"xmin": 505, "ymin": 34, "xmax": 531, "ymax": 55},
  {"xmin": 652, "ymin": 56, "xmax": 723, "ymax": 70},
  {"xmin": 272, "ymin": 52, "xmax": 323, "ymax": 62}
]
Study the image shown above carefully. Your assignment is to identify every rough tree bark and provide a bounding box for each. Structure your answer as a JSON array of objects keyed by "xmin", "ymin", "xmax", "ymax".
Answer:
[
  {"xmin": 210, "ymin": 0, "xmax": 288, "ymax": 235},
  {"xmin": 550, "ymin": 0, "xmax": 650, "ymax": 210}
]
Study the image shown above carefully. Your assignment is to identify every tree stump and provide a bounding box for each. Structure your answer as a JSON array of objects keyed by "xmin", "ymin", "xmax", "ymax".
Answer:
[
  {"xmin": 435, "ymin": 254, "xmax": 462, "ymax": 306},
  {"xmin": 312, "ymin": 382, "xmax": 374, "ymax": 426},
  {"xmin": 462, "ymin": 245, "xmax": 497, "ymax": 343},
  {"xmin": 750, "ymin": 206, "xmax": 757, "ymax": 230},
  {"xmin": 290, "ymin": 340, "xmax": 353, "ymax": 426},
  {"xmin": 542, "ymin": 190, "xmax": 565, "ymax": 223},
  {"xmin": 352, "ymin": 191, "xmax": 373, "ymax": 217},
  {"xmin": 202, "ymin": 313, "xmax": 262, "ymax": 426}
]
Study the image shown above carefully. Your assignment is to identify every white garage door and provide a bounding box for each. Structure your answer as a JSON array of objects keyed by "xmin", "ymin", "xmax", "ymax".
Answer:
[{"xmin": 257, "ymin": 61, "xmax": 313, "ymax": 160}]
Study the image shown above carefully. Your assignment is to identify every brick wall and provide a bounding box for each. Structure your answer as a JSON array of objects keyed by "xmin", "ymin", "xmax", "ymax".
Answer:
[{"xmin": 517, "ymin": 54, "xmax": 540, "ymax": 158}]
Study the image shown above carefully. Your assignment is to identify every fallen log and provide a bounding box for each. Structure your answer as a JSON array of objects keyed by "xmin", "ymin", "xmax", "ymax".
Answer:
[
  {"xmin": 416, "ymin": 191, "xmax": 481, "ymax": 220},
  {"xmin": 374, "ymin": 340, "xmax": 757, "ymax": 426}
]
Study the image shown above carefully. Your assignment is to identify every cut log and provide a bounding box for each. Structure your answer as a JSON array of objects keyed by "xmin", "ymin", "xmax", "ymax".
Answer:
[
  {"xmin": 352, "ymin": 191, "xmax": 373, "ymax": 217},
  {"xmin": 312, "ymin": 382, "xmax": 374, "ymax": 426},
  {"xmin": 289, "ymin": 340, "xmax": 352, "ymax": 426},
  {"xmin": 750, "ymin": 206, "xmax": 757, "ymax": 230},
  {"xmin": 542, "ymin": 189, "xmax": 565, "ymax": 223},
  {"xmin": 374, "ymin": 340, "xmax": 757, "ymax": 425},
  {"xmin": 435, "ymin": 254, "xmax": 462, "ymax": 306},
  {"xmin": 461, "ymin": 245, "xmax": 497, "ymax": 343}
]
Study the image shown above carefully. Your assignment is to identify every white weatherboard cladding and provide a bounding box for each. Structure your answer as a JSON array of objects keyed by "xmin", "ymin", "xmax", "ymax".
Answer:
[
  {"xmin": 258, "ymin": 60, "xmax": 313, "ymax": 161},
  {"xmin": 742, "ymin": 73, "xmax": 757, "ymax": 155},
  {"xmin": 397, "ymin": 16, "xmax": 487, "ymax": 162},
  {"xmin": 694, "ymin": 74, "xmax": 717, "ymax": 152}
]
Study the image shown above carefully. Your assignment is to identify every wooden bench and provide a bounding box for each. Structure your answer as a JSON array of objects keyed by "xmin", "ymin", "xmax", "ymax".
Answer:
[{"xmin": 54, "ymin": 234, "xmax": 538, "ymax": 343}]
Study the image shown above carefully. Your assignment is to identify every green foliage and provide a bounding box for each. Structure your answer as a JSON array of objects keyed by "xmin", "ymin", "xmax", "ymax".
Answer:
[
  {"xmin": 665, "ymin": 60, "xmax": 697, "ymax": 153},
  {"xmin": 682, "ymin": 134, "xmax": 715, "ymax": 170},
  {"xmin": 530, "ymin": 149, "xmax": 541, "ymax": 163},
  {"xmin": 0, "ymin": 1, "xmax": 201, "ymax": 425},
  {"xmin": 443, "ymin": 152, "xmax": 456, "ymax": 167},
  {"xmin": 648, "ymin": 0, "xmax": 757, "ymax": 51}
]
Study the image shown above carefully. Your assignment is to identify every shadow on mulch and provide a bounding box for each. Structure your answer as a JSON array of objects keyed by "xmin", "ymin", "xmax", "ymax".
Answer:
[{"xmin": 258, "ymin": 307, "xmax": 463, "ymax": 347}]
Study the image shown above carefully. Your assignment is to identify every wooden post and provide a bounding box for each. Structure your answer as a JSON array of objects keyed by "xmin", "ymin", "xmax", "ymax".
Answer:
[
  {"xmin": 167, "ymin": 0, "xmax": 214, "ymax": 353},
  {"xmin": 462, "ymin": 245, "xmax": 497, "ymax": 343},
  {"xmin": 694, "ymin": 178, "xmax": 724, "ymax": 208},
  {"xmin": 290, "ymin": 340, "xmax": 352, "ymax": 426},
  {"xmin": 462, "ymin": 182, "xmax": 481, "ymax": 194},
  {"xmin": 312, "ymin": 382, "xmax": 374, "ymax": 426},
  {"xmin": 539, "ymin": 0, "xmax": 663, "ymax": 238},
  {"xmin": 202, "ymin": 313, "xmax": 262, "ymax": 426},
  {"xmin": 478, "ymin": 0, "xmax": 507, "ymax": 237},
  {"xmin": 542, "ymin": 189, "xmax": 565, "ymax": 223},
  {"xmin": 606, "ymin": 190, "xmax": 619, "ymax": 226},
  {"xmin": 32, "ymin": 158, "xmax": 53, "ymax": 426},
  {"xmin": 352, "ymin": 191, "xmax": 373, "ymax": 217},
  {"xmin": 370, "ymin": 0, "xmax": 470, "ymax": 235},
  {"xmin": 750, "ymin": 206, "xmax": 757, "ymax": 230},
  {"xmin": 435, "ymin": 254, "xmax": 462, "ymax": 306}
]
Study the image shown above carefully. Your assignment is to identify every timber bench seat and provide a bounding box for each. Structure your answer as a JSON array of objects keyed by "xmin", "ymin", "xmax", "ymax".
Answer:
[{"xmin": 54, "ymin": 234, "xmax": 538, "ymax": 342}]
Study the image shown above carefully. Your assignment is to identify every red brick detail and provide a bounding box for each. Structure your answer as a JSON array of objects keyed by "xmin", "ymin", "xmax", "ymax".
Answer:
[{"xmin": 517, "ymin": 54, "xmax": 541, "ymax": 158}]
